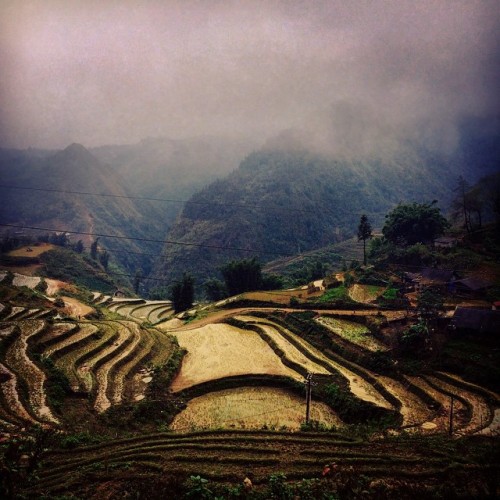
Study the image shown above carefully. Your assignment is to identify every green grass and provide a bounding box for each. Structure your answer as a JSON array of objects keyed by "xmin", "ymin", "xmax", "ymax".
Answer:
[
  {"xmin": 40, "ymin": 248, "xmax": 117, "ymax": 292},
  {"xmin": 318, "ymin": 286, "xmax": 349, "ymax": 302},
  {"xmin": 382, "ymin": 287, "xmax": 398, "ymax": 300}
]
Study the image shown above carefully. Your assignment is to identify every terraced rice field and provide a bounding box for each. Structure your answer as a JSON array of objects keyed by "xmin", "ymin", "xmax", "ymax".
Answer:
[
  {"xmin": 167, "ymin": 312, "xmax": 499, "ymax": 436},
  {"xmin": 170, "ymin": 387, "xmax": 341, "ymax": 431},
  {"xmin": 107, "ymin": 299, "xmax": 174, "ymax": 324},
  {"xmin": 0, "ymin": 286, "xmax": 498, "ymax": 445},
  {"xmin": 23, "ymin": 430, "xmax": 494, "ymax": 499},
  {"xmin": 4, "ymin": 319, "xmax": 58, "ymax": 424},
  {"xmin": 316, "ymin": 316, "xmax": 388, "ymax": 351},
  {"xmin": 235, "ymin": 315, "xmax": 394, "ymax": 410},
  {"xmin": 171, "ymin": 323, "xmax": 300, "ymax": 392},
  {"xmin": 0, "ymin": 309, "xmax": 178, "ymax": 429}
]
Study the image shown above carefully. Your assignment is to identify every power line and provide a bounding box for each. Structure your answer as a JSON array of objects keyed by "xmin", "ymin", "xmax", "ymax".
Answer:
[
  {"xmin": 1, "ymin": 222, "xmax": 478, "ymax": 274},
  {"xmin": 0, "ymin": 223, "xmax": 290, "ymax": 257},
  {"xmin": 0, "ymin": 184, "xmax": 319, "ymax": 215}
]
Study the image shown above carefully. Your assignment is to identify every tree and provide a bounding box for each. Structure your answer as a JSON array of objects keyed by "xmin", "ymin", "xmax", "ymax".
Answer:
[
  {"xmin": 133, "ymin": 270, "xmax": 142, "ymax": 295},
  {"xmin": 220, "ymin": 257, "xmax": 263, "ymax": 296},
  {"xmin": 452, "ymin": 176, "xmax": 473, "ymax": 233},
  {"xmin": 74, "ymin": 240, "xmax": 84, "ymax": 254},
  {"xmin": 416, "ymin": 287, "xmax": 444, "ymax": 320},
  {"xmin": 49, "ymin": 232, "xmax": 68, "ymax": 247},
  {"xmin": 382, "ymin": 201, "xmax": 449, "ymax": 247},
  {"xmin": 400, "ymin": 320, "xmax": 429, "ymax": 354},
  {"xmin": 171, "ymin": 273, "xmax": 195, "ymax": 313},
  {"xmin": 451, "ymin": 176, "xmax": 485, "ymax": 232},
  {"xmin": 261, "ymin": 273, "xmax": 284, "ymax": 290},
  {"xmin": 465, "ymin": 186, "xmax": 484, "ymax": 230},
  {"xmin": 203, "ymin": 278, "xmax": 227, "ymax": 301},
  {"xmin": 357, "ymin": 214, "xmax": 372, "ymax": 266},
  {"xmin": 90, "ymin": 238, "xmax": 99, "ymax": 260},
  {"xmin": 99, "ymin": 250, "xmax": 109, "ymax": 271},
  {"xmin": 309, "ymin": 261, "xmax": 327, "ymax": 281}
]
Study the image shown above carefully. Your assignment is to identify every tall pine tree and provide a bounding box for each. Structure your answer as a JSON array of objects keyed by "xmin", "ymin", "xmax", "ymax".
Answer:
[{"xmin": 357, "ymin": 214, "xmax": 372, "ymax": 266}]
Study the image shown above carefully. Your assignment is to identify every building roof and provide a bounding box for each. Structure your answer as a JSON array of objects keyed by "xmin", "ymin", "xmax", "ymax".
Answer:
[
  {"xmin": 452, "ymin": 307, "xmax": 500, "ymax": 334},
  {"xmin": 454, "ymin": 277, "xmax": 494, "ymax": 291},
  {"xmin": 404, "ymin": 268, "xmax": 455, "ymax": 285}
]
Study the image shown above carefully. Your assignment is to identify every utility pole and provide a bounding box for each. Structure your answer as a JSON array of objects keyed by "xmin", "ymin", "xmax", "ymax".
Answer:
[
  {"xmin": 449, "ymin": 395, "xmax": 454, "ymax": 436},
  {"xmin": 305, "ymin": 373, "xmax": 313, "ymax": 425}
]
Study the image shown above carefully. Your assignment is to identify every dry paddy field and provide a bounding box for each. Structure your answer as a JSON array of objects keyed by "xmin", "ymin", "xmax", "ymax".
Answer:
[
  {"xmin": 170, "ymin": 387, "xmax": 341, "ymax": 431},
  {"xmin": 7, "ymin": 243, "xmax": 54, "ymax": 258},
  {"xmin": 348, "ymin": 284, "xmax": 385, "ymax": 303},
  {"xmin": 168, "ymin": 311, "xmax": 499, "ymax": 434},
  {"xmin": 171, "ymin": 323, "xmax": 300, "ymax": 392}
]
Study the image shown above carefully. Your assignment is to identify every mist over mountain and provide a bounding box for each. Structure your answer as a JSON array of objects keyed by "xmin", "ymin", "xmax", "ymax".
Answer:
[
  {"xmin": 152, "ymin": 113, "xmax": 499, "ymax": 287},
  {"xmin": 91, "ymin": 135, "xmax": 256, "ymax": 226}
]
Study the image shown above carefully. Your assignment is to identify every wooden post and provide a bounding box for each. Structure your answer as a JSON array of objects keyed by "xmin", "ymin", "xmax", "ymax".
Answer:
[
  {"xmin": 305, "ymin": 373, "xmax": 312, "ymax": 425},
  {"xmin": 449, "ymin": 395, "xmax": 454, "ymax": 436}
]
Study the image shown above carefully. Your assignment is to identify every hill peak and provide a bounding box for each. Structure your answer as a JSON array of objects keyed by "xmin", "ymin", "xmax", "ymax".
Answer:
[
  {"xmin": 65, "ymin": 142, "xmax": 88, "ymax": 152},
  {"xmin": 53, "ymin": 142, "xmax": 99, "ymax": 166}
]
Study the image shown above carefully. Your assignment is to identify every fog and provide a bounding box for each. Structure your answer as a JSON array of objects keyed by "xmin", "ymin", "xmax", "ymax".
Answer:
[{"xmin": 0, "ymin": 0, "xmax": 498, "ymax": 155}]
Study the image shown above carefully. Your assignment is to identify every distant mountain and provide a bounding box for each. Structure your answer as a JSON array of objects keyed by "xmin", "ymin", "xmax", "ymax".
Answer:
[
  {"xmin": 0, "ymin": 143, "xmax": 163, "ymax": 275},
  {"xmin": 0, "ymin": 136, "xmax": 255, "ymax": 279},
  {"xmin": 151, "ymin": 143, "xmax": 459, "ymax": 286},
  {"xmin": 91, "ymin": 135, "xmax": 256, "ymax": 226},
  {"xmin": 151, "ymin": 112, "xmax": 500, "ymax": 288}
]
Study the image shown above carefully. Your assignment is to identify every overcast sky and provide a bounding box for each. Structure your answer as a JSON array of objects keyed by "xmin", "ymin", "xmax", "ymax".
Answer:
[{"xmin": 0, "ymin": 0, "xmax": 498, "ymax": 151}]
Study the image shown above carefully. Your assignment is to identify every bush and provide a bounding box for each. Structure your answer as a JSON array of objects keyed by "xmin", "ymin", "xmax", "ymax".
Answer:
[
  {"xmin": 35, "ymin": 278, "xmax": 48, "ymax": 293},
  {"xmin": 53, "ymin": 297, "xmax": 65, "ymax": 308}
]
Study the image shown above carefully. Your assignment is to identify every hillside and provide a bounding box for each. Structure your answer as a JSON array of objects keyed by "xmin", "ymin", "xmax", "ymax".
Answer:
[
  {"xmin": 91, "ymin": 135, "xmax": 256, "ymax": 227},
  {"xmin": 153, "ymin": 144, "xmax": 458, "ymax": 285},
  {"xmin": 0, "ymin": 137, "xmax": 255, "ymax": 280},
  {"xmin": 0, "ymin": 144, "xmax": 174, "ymax": 277}
]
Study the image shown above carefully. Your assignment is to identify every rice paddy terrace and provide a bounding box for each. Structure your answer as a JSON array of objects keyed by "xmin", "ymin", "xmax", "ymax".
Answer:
[{"xmin": 0, "ymin": 273, "xmax": 499, "ymax": 498}]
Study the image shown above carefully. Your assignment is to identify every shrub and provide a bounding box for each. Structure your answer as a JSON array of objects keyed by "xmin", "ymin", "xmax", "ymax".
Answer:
[
  {"xmin": 35, "ymin": 279, "xmax": 48, "ymax": 293},
  {"xmin": 54, "ymin": 297, "xmax": 65, "ymax": 308}
]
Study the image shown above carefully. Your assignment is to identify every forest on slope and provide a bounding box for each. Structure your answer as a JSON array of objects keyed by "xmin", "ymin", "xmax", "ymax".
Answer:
[{"xmin": 152, "ymin": 135, "xmax": 492, "ymax": 286}]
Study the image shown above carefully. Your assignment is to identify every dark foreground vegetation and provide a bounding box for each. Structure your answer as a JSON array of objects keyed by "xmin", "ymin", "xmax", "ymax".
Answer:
[{"xmin": 1, "ymin": 428, "xmax": 498, "ymax": 499}]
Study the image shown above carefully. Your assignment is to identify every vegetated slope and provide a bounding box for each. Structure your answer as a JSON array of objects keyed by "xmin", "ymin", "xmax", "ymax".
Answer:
[
  {"xmin": 27, "ymin": 431, "xmax": 499, "ymax": 499},
  {"xmin": 0, "ymin": 144, "xmax": 166, "ymax": 275},
  {"xmin": 153, "ymin": 145, "xmax": 456, "ymax": 285},
  {"xmin": 39, "ymin": 246, "xmax": 127, "ymax": 293}
]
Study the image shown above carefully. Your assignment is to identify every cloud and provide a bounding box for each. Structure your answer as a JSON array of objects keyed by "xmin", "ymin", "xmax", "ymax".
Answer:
[{"xmin": 0, "ymin": 0, "xmax": 498, "ymax": 151}]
